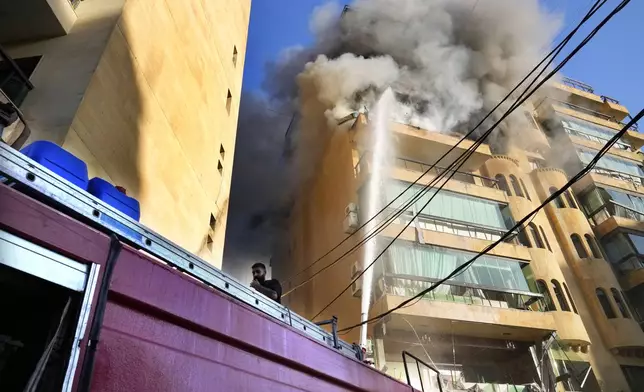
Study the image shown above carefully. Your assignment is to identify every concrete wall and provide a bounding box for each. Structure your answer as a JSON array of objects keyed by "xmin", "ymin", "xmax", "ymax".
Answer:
[
  {"xmin": 7, "ymin": 0, "xmax": 125, "ymax": 144},
  {"xmin": 8, "ymin": 0, "xmax": 250, "ymax": 269}
]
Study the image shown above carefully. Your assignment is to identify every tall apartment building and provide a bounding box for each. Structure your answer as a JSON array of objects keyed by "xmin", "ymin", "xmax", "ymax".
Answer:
[
  {"xmin": 280, "ymin": 77, "xmax": 644, "ymax": 391},
  {"xmin": 0, "ymin": 0, "xmax": 250, "ymax": 268}
]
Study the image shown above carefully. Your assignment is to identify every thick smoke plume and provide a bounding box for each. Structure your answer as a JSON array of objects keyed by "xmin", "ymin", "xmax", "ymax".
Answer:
[{"xmin": 224, "ymin": 0, "xmax": 560, "ymax": 279}]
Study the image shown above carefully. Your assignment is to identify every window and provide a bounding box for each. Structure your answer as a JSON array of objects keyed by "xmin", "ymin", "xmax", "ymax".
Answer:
[
  {"xmin": 528, "ymin": 223, "xmax": 545, "ymax": 249},
  {"xmin": 528, "ymin": 159, "xmax": 545, "ymax": 170},
  {"xmin": 220, "ymin": 144, "xmax": 226, "ymax": 159},
  {"xmin": 509, "ymin": 175, "xmax": 524, "ymax": 197},
  {"xmin": 206, "ymin": 233, "xmax": 214, "ymax": 252},
  {"xmin": 517, "ymin": 228, "xmax": 532, "ymax": 248},
  {"xmin": 552, "ymin": 280, "xmax": 571, "ymax": 311},
  {"xmin": 537, "ymin": 280, "xmax": 556, "ymax": 311},
  {"xmin": 496, "ymin": 174, "xmax": 511, "ymax": 197},
  {"xmin": 585, "ymin": 234, "xmax": 601, "ymax": 258},
  {"xmin": 571, "ymin": 234, "xmax": 588, "ymax": 258},
  {"xmin": 232, "ymin": 45, "xmax": 238, "ymax": 67},
  {"xmin": 226, "ymin": 89, "xmax": 232, "ymax": 113},
  {"xmin": 549, "ymin": 187, "xmax": 565, "ymax": 208},
  {"xmin": 218, "ymin": 160, "xmax": 223, "ymax": 174},
  {"xmin": 539, "ymin": 226, "xmax": 552, "ymax": 252},
  {"xmin": 563, "ymin": 283, "xmax": 578, "ymax": 313},
  {"xmin": 611, "ymin": 288, "xmax": 631, "ymax": 318},
  {"xmin": 596, "ymin": 288, "xmax": 616, "ymax": 318},
  {"xmin": 521, "ymin": 179, "xmax": 531, "ymax": 201},
  {"xmin": 386, "ymin": 241, "xmax": 531, "ymax": 292},
  {"xmin": 564, "ymin": 191, "xmax": 578, "ymax": 209},
  {"xmin": 209, "ymin": 214, "xmax": 217, "ymax": 231}
]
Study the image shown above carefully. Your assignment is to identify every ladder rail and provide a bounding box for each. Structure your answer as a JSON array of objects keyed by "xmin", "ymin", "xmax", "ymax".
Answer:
[{"xmin": 0, "ymin": 142, "xmax": 357, "ymax": 359}]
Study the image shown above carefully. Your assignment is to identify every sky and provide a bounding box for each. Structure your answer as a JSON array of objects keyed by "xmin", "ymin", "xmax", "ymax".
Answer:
[{"xmin": 241, "ymin": 0, "xmax": 643, "ymax": 116}]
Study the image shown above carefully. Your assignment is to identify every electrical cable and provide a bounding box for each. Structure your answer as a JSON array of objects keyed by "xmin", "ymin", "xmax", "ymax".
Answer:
[
  {"xmin": 281, "ymin": 0, "xmax": 605, "ymax": 297},
  {"xmin": 308, "ymin": 0, "xmax": 611, "ymax": 321},
  {"xmin": 338, "ymin": 105, "xmax": 643, "ymax": 334}
]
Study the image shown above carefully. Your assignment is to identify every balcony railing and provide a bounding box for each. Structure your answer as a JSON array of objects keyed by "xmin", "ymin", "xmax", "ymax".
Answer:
[
  {"xmin": 564, "ymin": 127, "xmax": 632, "ymax": 151},
  {"xmin": 602, "ymin": 95, "xmax": 620, "ymax": 105},
  {"xmin": 392, "ymin": 211, "xmax": 520, "ymax": 246},
  {"xmin": 380, "ymin": 275, "xmax": 546, "ymax": 312},
  {"xmin": 587, "ymin": 200, "xmax": 644, "ymax": 226},
  {"xmin": 589, "ymin": 166, "xmax": 644, "ymax": 186},
  {"xmin": 618, "ymin": 255, "xmax": 644, "ymax": 272},
  {"xmin": 354, "ymin": 153, "xmax": 499, "ymax": 189},
  {"xmin": 562, "ymin": 77, "xmax": 594, "ymax": 94}
]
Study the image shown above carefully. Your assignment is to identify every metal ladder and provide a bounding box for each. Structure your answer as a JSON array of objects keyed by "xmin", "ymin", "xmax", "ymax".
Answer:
[{"xmin": 0, "ymin": 141, "xmax": 359, "ymax": 360}]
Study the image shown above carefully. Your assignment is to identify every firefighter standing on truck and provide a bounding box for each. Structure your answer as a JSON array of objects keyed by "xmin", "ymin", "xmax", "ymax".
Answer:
[{"xmin": 250, "ymin": 262, "xmax": 282, "ymax": 303}]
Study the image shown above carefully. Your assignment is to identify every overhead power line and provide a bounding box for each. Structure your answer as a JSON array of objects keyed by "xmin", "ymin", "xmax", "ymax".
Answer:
[
  {"xmin": 310, "ymin": 0, "xmax": 625, "ymax": 322},
  {"xmin": 280, "ymin": 0, "xmax": 607, "ymax": 298},
  {"xmin": 338, "ymin": 106, "xmax": 643, "ymax": 334},
  {"xmin": 305, "ymin": 0, "xmax": 611, "ymax": 319}
]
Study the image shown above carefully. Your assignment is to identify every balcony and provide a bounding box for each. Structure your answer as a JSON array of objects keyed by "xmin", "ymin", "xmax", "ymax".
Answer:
[
  {"xmin": 553, "ymin": 78, "xmax": 630, "ymax": 122},
  {"xmin": 0, "ymin": 0, "xmax": 78, "ymax": 44},
  {"xmin": 0, "ymin": 47, "xmax": 32, "ymax": 149},
  {"xmin": 353, "ymin": 119, "xmax": 492, "ymax": 173},
  {"xmin": 354, "ymin": 154, "xmax": 507, "ymax": 204},
  {"xmin": 588, "ymin": 166, "xmax": 644, "ymax": 188},
  {"xmin": 371, "ymin": 277, "xmax": 556, "ymax": 341}
]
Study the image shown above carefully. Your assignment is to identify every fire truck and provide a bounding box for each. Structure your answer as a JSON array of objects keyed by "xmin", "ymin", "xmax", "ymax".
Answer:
[{"xmin": 0, "ymin": 140, "xmax": 425, "ymax": 391}]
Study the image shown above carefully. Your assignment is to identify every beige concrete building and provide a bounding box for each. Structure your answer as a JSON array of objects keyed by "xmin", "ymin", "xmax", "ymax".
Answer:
[
  {"xmin": 280, "ymin": 77, "xmax": 644, "ymax": 391},
  {"xmin": 0, "ymin": 0, "xmax": 251, "ymax": 268}
]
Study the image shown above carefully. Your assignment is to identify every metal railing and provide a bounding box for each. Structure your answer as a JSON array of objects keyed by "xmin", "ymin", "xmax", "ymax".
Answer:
[
  {"xmin": 382, "ymin": 275, "xmax": 546, "ymax": 312},
  {"xmin": 0, "ymin": 45, "xmax": 32, "ymax": 150},
  {"xmin": 615, "ymin": 255, "xmax": 644, "ymax": 273},
  {"xmin": 562, "ymin": 77, "xmax": 594, "ymax": 94},
  {"xmin": 587, "ymin": 200, "xmax": 644, "ymax": 226},
  {"xmin": 402, "ymin": 351, "xmax": 443, "ymax": 392},
  {"xmin": 552, "ymin": 99, "xmax": 615, "ymax": 122},
  {"xmin": 588, "ymin": 166, "xmax": 644, "ymax": 186},
  {"xmin": 354, "ymin": 153, "xmax": 499, "ymax": 189},
  {"xmin": 601, "ymin": 95, "xmax": 620, "ymax": 105},
  {"xmin": 392, "ymin": 211, "xmax": 520, "ymax": 246},
  {"xmin": 564, "ymin": 127, "xmax": 632, "ymax": 151}
]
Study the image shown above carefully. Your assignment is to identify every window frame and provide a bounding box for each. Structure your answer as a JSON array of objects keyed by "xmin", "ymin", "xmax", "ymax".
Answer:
[{"xmin": 571, "ymin": 234, "xmax": 589, "ymax": 259}]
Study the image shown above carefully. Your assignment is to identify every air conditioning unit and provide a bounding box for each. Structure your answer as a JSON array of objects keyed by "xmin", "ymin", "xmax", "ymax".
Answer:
[{"xmin": 343, "ymin": 203, "xmax": 359, "ymax": 234}]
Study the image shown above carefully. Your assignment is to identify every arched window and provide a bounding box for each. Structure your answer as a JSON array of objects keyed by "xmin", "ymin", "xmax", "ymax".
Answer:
[
  {"xmin": 611, "ymin": 288, "xmax": 631, "ymax": 318},
  {"xmin": 510, "ymin": 175, "xmax": 524, "ymax": 197},
  {"xmin": 496, "ymin": 174, "xmax": 511, "ymax": 197},
  {"xmin": 552, "ymin": 280, "xmax": 571, "ymax": 311},
  {"xmin": 565, "ymin": 191, "xmax": 578, "ymax": 209},
  {"xmin": 571, "ymin": 234, "xmax": 588, "ymax": 258},
  {"xmin": 521, "ymin": 179, "xmax": 531, "ymax": 201},
  {"xmin": 537, "ymin": 280, "xmax": 556, "ymax": 311},
  {"xmin": 549, "ymin": 187, "xmax": 566, "ymax": 208},
  {"xmin": 596, "ymin": 288, "xmax": 616, "ymax": 318},
  {"xmin": 517, "ymin": 228, "xmax": 532, "ymax": 248},
  {"xmin": 563, "ymin": 283, "xmax": 578, "ymax": 314},
  {"xmin": 528, "ymin": 223, "xmax": 545, "ymax": 249},
  {"xmin": 539, "ymin": 226, "xmax": 552, "ymax": 252},
  {"xmin": 584, "ymin": 234, "xmax": 601, "ymax": 258}
]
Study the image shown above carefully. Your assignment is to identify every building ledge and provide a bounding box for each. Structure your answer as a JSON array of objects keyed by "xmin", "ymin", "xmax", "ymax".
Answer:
[{"xmin": 372, "ymin": 294, "xmax": 556, "ymax": 342}]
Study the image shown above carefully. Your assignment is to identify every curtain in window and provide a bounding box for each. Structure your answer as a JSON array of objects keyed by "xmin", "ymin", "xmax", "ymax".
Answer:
[
  {"xmin": 577, "ymin": 148, "xmax": 644, "ymax": 178},
  {"xmin": 563, "ymin": 283, "xmax": 578, "ymax": 314},
  {"xmin": 536, "ymin": 280, "xmax": 556, "ymax": 311},
  {"xmin": 510, "ymin": 175, "xmax": 524, "ymax": 197},
  {"xmin": 385, "ymin": 181, "xmax": 507, "ymax": 229},
  {"xmin": 386, "ymin": 241, "xmax": 530, "ymax": 292},
  {"xmin": 495, "ymin": 174, "xmax": 511, "ymax": 197},
  {"xmin": 539, "ymin": 226, "xmax": 552, "ymax": 252},
  {"xmin": 585, "ymin": 234, "xmax": 602, "ymax": 258},
  {"xmin": 549, "ymin": 187, "xmax": 566, "ymax": 208}
]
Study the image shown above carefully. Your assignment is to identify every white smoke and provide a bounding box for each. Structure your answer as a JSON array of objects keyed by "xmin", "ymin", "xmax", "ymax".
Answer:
[{"xmin": 224, "ymin": 0, "xmax": 562, "ymax": 277}]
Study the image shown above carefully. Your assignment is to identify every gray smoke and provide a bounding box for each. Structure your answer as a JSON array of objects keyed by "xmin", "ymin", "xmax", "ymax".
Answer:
[{"xmin": 224, "ymin": 0, "xmax": 561, "ymax": 278}]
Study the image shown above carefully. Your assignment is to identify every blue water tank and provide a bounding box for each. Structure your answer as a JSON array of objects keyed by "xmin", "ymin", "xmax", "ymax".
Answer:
[
  {"xmin": 87, "ymin": 177, "xmax": 140, "ymax": 221},
  {"xmin": 20, "ymin": 141, "xmax": 89, "ymax": 190}
]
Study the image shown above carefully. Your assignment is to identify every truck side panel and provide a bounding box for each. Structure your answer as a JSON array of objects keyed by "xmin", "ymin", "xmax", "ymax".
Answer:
[{"xmin": 0, "ymin": 184, "xmax": 412, "ymax": 392}]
